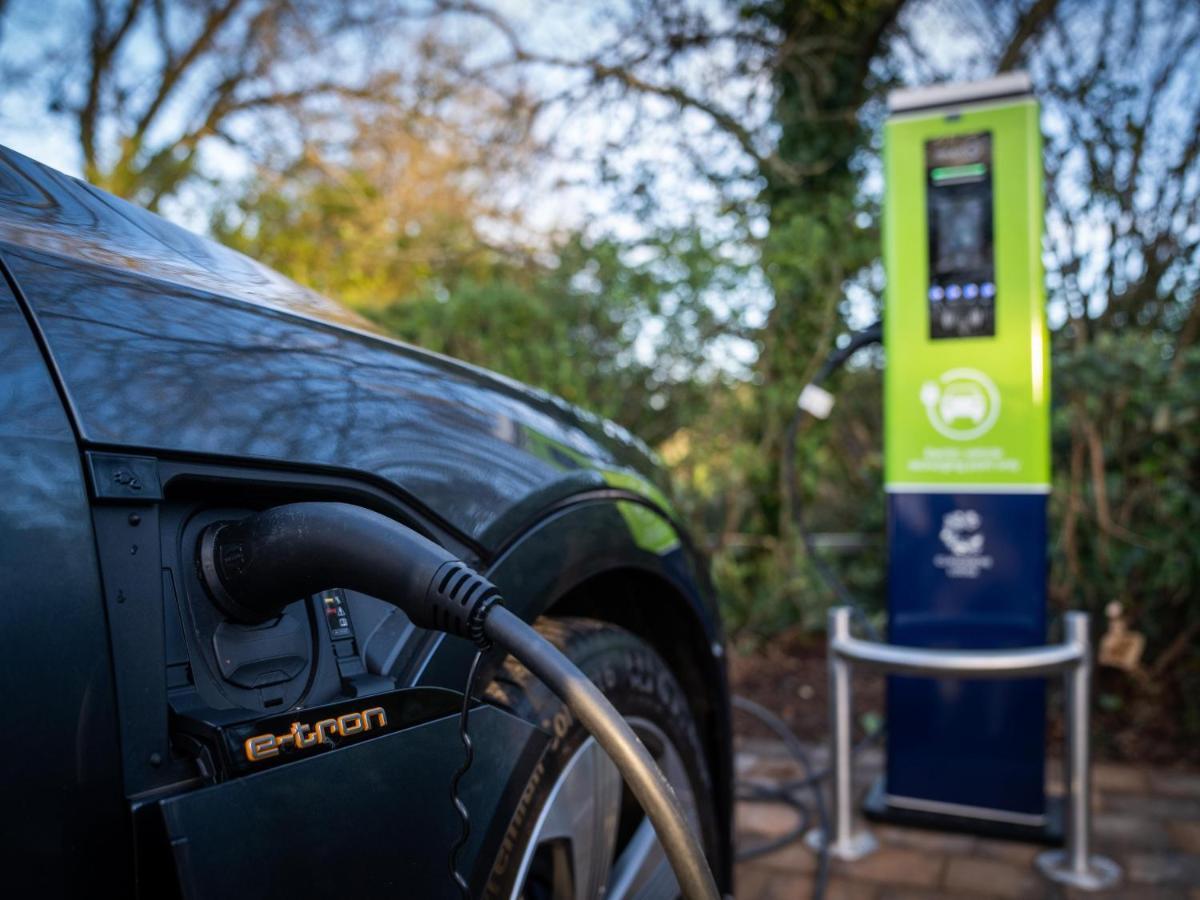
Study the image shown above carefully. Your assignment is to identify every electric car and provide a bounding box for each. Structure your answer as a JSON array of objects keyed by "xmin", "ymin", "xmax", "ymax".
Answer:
[{"xmin": 0, "ymin": 144, "xmax": 732, "ymax": 899}]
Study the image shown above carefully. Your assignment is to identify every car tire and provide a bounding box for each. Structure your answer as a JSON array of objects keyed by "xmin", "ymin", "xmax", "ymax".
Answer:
[{"xmin": 480, "ymin": 616, "xmax": 718, "ymax": 900}]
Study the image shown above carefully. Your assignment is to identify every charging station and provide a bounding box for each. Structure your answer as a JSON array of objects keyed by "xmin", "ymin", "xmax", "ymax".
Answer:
[{"xmin": 865, "ymin": 73, "xmax": 1057, "ymax": 840}]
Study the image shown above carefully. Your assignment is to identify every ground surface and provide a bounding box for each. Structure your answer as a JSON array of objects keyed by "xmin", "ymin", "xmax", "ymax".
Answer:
[{"xmin": 733, "ymin": 737, "xmax": 1200, "ymax": 899}]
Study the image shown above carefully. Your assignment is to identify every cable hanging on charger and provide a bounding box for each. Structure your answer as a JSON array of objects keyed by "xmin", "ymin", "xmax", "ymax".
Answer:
[{"xmin": 783, "ymin": 321, "xmax": 883, "ymax": 641}]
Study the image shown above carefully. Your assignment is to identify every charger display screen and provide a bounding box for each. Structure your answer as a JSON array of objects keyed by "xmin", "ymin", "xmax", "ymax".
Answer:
[{"xmin": 926, "ymin": 132, "xmax": 995, "ymax": 339}]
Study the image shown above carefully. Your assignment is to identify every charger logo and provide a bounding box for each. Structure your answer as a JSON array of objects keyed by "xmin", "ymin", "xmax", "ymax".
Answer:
[
  {"xmin": 940, "ymin": 509, "xmax": 985, "ymax": 556},
  {"xmin": 245, "ymin": 707, "xmax": 387, "ymax": 762},
  {"xmin": 919, "ymin": 368, "xmax": 1000, "ymax": 441},
  {"xmin": 934, "ymin": 509, "xmax": 993, "ymax": 579}
]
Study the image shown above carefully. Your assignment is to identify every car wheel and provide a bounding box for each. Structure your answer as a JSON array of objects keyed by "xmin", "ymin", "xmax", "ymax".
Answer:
[{"xmin": 481, "ymin": 616, "xmax": 718, "ymax": 900}]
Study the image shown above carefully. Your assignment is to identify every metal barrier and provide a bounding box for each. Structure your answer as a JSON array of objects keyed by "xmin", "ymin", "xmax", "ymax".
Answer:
[{"xmin": 805, "ymin": 607, "xmax": 1122, "ymax": 891}]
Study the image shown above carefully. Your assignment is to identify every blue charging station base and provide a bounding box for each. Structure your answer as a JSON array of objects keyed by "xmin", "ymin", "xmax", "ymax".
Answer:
[
  {"xmin": 861, "ymin": 776, "xmax": 1064, "ymax": 845},
  {"xmin": 883, "ymin": 490, "xmax": 1053, "ymax": 837}
]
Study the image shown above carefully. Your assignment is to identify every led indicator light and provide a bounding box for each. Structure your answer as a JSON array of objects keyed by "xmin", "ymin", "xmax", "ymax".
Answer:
[{"xmin": 930, "ymin": 163, "xmax": 987, "ymax": 182}]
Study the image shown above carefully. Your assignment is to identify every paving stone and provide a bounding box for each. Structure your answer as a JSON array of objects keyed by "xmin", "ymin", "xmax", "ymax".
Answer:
[
  {"xmin": 741, "ymin": 839, "xmax": 817, "ymax": 875},
  {"xmin": 736, "ymin": 800, "xmax": 805, "ymax": 839},
  {"xmin": 1125, "ymin": 851, "xmax": 1200, "ymax": 886},
  {"xmin": 942, "ymin": 856, "xmax": 1046, "ymax": 899},
  {"xmin": 1093, "ymin": 811, "xmax": 1174, "ymax": 850},
  {"xmin": 970, "ymin": 837, "xmax": 1041, "ymax": 866},
  {"xmin": 736, "ymin": 864, "xmax": 813, "ymax": 899},
  {"xmin": 1106, "ymin": 793, "xmax": 1200, "ymax": 821},
  {"xmin": 1149, "ymin": 771, "xmax": 1200, "ymax": 801},
  {"xmin": 734, "ymin": 862, "xmax": 773, "ymax": 897},
  {"xmin": 829, "ymin": 847, "xmax": 944, "ymax": 888},
  {"xmin": 746, "ymin": 760, "xmax": 806, "ymax": 783},
  {"xmin": 823, "ymin": 877, "xmax": 880, "ymax": 900},
  {"xmin": 735, "ymin": 751, "xmax": 759, "ymax": 776},
  {"xmin": 872, "ymin": 824, "xmax": 976, "ymax": 855},
  {"xmin": 1094, "ymin": 763, "xmax": 1151, "ymax": 794},
  {"xmin": 732, "ymin": 738, "xmax": 1200, "ymax": 898},
  {"xmin": 771, "ymin": 873, "xmax": 816, "ymax": 900},
  {"xmin": 1063, "ymin": 887, "xmax": 1188, "ymax": 900},
  {"xmin": 1170, "ymin": 821, "xmax": 1200, "ymax": 854}
]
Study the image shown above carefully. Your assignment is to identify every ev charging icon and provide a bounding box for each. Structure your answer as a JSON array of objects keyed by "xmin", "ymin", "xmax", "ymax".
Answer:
[{"xmin": 919, "ymin": 368, "xmax": 1001, "ymax": 441}]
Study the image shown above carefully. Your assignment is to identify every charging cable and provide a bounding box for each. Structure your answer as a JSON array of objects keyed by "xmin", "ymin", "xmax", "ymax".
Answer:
[
  {"xmin": 199, "ymin": 501, "xmax": 720, "ymax": 900},
  {"xmin": 783, "ymin": 321, "xmax": 883, "ymax": 640}
]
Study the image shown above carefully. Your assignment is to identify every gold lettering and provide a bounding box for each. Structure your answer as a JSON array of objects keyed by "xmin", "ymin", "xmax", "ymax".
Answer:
[
  {"xmin": 244, "ymin": 706, "xmax": 388, "ymax": 763},
  {"xmin": 245, "ymin": 734, "xmax": 278, "ymax": 762},
  {"xmin": 290, "ymin": 722, "xmax": 319, "ymax": 749},
  {"xmin": 362, "ymin": 707, "xmax": 386, "ymax": 730}
]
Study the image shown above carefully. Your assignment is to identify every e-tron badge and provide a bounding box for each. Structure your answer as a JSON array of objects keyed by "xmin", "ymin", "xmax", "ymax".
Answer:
[{"xmin": 245, "ymin": 706, "xmax": 387, "ymax": 762}]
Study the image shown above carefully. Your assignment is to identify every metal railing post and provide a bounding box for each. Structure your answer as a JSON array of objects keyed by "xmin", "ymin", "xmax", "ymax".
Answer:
[
  {"xmin": 801, "ymin": 606, "xmax": 1122, "ymax": 890},
  {"xmin": 1035, "ymin": 613, "xmax": 1121, "ymax": 890},
  {"xmin": 804, "ymin": 607, "xmax": 878, "ymax": 861}
]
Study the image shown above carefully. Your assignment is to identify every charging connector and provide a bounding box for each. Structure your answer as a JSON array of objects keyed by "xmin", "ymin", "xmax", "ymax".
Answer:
[
  {"xmin": 199, "ymin": 502, "xmax": 499, "ymax": 643},
  {"xmin": 197, "ymin": 501, "xmax": 719, "ymax": 900}
]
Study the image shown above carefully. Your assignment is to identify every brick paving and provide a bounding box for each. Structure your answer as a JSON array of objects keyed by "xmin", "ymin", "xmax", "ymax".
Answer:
[{"xmin": 734, "ymin": 739, "xmax": 1200, "ymax": 899}]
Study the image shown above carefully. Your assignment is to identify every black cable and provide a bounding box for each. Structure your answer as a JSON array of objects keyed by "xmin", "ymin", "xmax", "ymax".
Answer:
[
  {"xmin": 783, "ymin": 322, "xmax": 884, "ymax": 642},
  {"xmin": 449, "ymin": 647, "xmax": 487, "ymax": 899},
  {"xmin": 733, "ymin": 696, "xmax": 830, "ymax": 899},
  {"xmin": 783, "ymin": 323, "xmax": 889, "ymax": 755}
]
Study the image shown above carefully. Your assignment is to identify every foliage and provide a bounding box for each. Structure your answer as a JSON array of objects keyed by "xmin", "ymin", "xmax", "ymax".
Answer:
[
  {"xmin": 364, "ymin": 230, "xmax": 749, "ymax": 446},
  {"xmin": 212, "ymin": 112, "xmax": 503, "ymax": 310},
  {"xmin": 1051, "ymin": 332, "xmax": 1200, "ymax": 746}
]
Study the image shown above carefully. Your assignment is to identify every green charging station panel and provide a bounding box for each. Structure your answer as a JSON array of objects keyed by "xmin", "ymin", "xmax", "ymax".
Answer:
[
  {"xmin": 876, "ymin": 74, "xmax": 1055, "ymax": 837},
  {"xmin": 884, "ymin": 83, "xmax": 1048, "ymax": 489}
]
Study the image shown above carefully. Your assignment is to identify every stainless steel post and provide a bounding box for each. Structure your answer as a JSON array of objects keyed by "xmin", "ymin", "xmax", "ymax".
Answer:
[
  {"xmin": 804, "ymin": 606, "xmax": 1120, "ymax": 888},
  {"xmin": 804, "ymin": 607, "xmax": 878, "ymax": 861},
  {"xmin": 1035, "ymin": 613, "xmax": 1121, "ymax": 890}
]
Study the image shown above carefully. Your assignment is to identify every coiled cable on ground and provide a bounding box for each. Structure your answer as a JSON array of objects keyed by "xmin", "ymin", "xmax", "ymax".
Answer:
[{"xmin": 733, "ymin": 695, "xmax": 831, "ymax": 898}]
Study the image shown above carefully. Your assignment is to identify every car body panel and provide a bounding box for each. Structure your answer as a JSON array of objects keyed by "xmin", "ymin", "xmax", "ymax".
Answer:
[
  {"xmin": 0, "ymin": 273, "xmax": 130, "ymax": 895},
  {"xmin": 160, "ymin": 703, "xmax": 547, "ymax": 900}
]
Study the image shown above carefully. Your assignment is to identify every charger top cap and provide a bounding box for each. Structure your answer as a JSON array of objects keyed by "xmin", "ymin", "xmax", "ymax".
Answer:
[{"xmin": 888, "ymin": 71, "xmax": 1032, "ymax": 114}]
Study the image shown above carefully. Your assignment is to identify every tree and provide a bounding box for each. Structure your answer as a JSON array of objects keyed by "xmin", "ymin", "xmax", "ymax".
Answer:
[
  {"xmin": 0, "ymin": 0, "xmax": 458, "ymax": 209},
  {"xmin": 212, "ymin": 109, "xmax": 511, "ymax": 310}
]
